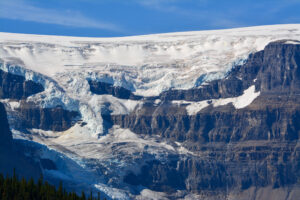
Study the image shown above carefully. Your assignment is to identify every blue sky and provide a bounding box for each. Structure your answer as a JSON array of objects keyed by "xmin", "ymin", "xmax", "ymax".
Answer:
[{"xmin": 0, "ymin": 0, "xmax": 300, "ymax": 37}]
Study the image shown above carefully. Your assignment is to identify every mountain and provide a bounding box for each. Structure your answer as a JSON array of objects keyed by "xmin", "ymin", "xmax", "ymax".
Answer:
[
  {"xmin": 1, "ymin": 24, "xmax": 300, "ymax": 199},
  {"xmin": 0, "ymin": 101, "xmax": 42, "ymax": 180}
]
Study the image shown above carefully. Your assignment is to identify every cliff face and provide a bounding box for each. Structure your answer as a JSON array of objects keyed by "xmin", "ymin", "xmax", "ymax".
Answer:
[
  {"xmin": 111, "ymin": 41, "xmax": 300, "ymax": 143},
  {"xmin": 0, "ymin": 103, "xmax": 12, "ymax": 149},
  {"xmin": 0, "ymin": 71, "xmax": 43, "ymax": 177},
  {"xmin": 0, "ymin": 69, "xmax": 77, "ymax": 178},
  {"xmin": 0, "ymin": 70, "xmax": 44, "ymax": 100},
  {"xmin": 89, "ymin": 80, "xmax": 143, "ymax": 100},
  {"xmin": 17, "ymin": 102, "xmax": 79, "ymax": 131},
  {"xmin": 104, "ymin": 41, "xmax": 300, "ymax": 198},
  {"xmin": 0, "ymin": 102, "xmax": 42, "ymax": 179},
  {"xmin": 2, "ymin": 39, "xmax": 300, "ymax": 199},
  {"xmin": 0, "ymin": 69, "xmax": 79, "ymax": 132}
]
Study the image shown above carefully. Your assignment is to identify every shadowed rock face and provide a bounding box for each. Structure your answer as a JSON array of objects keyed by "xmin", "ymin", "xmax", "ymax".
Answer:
[
  {"xmin": 112, "ymin": 95, "xmax": 300, "ymax": 143},
  {"xmin": 17, "ymin": 102, "xmax": 79, "ymax": 132},
  {"xmin": 0, "ymin": 70, "xmax": 80, "ymax": 132},
  {"xmin": 0, "ymin": 69, "xmax": 44, "ymax": 100},
  {"xmin": 106, "ymin": 41, "xmax": 300, "ymax": 197},
  {"xmin": 0, "ymin": 102, "xmax": 42, "ymax": 179},
  {"xmin": 0, "ymin": 72, "xmax": 44, "ymax": 178},
  {"xmin": 89, "ymin": 80, "xmax": 143, "ymax": 100},
  {"xmin": 112, "ymin": 41, "xmax": 300, "ymax": 144},
  {"xmin": 0, "ymin": 103, "xmax": 13, "ymax": 149},
  {"xmin": 0, "ymin": 70, "xmax": 76, "ymax": 178},
  {"xmin": 258, "ymin": 41, "xmax": 300, "ymax": 93},
  {"xmin": 158, "ymin": 40, "xmax": 300, "ymax": 101},
  {"xmin": 123, "ymin": 142, "xmax": 300, "ymax": 196}
]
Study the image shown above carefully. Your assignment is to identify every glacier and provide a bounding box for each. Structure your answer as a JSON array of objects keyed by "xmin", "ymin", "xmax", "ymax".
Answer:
[{"xmin": 1, "ymin": 24, "xmax": 300, "ymax": 199}]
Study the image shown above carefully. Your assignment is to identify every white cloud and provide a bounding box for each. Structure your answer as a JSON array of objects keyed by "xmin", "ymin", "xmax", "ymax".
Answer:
[
  {"xmin": 136, "ymin": 0, "xmax": 242, "ymax": 29},
  {"xmin": 0, "ymin": 0, "xmax": 121, "ymax": 31},
  {"xmin": 136, "ymin": 0, "xmax": 204, "ymax": 17}
]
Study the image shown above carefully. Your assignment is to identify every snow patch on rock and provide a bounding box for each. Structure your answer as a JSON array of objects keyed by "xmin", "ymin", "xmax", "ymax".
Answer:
[
  {"xmin": 285, "ymin": 40, "xmax": 300, "ymax": 45},
  {"xmin": 174, "ymin": 85, "xmax": 260, "ymax": 115}
]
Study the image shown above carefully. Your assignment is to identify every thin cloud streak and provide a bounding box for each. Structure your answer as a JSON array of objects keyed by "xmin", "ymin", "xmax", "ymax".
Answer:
[
  {"xmin": 0, "ymin": 0, "xmax": 121, "ymax": 31},
  {"xmin": 136, "ymin": 0, "xmax": 243, "ymax": 29}
]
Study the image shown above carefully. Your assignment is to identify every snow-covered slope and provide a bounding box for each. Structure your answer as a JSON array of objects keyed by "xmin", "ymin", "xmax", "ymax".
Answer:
[
  {"xmin": 1, "ymin": 24, "xmax": 300, "ymax": 199},
  {"xmin": 1, "ymin": 24, "xmax": 300, "ymax": 97},
  {"xmin": 1, "ymin": 24, "xmax": 300, "ymax": 134}
]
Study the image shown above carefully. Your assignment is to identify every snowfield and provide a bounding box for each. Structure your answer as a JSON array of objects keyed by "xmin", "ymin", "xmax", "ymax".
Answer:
[
  {"xmin": 1, "ymin": 24, "xmax": 300, "ymax": 199},
  {"xmin": 1, "ymin": 24, "xmax": 300, "ymax": 97}
]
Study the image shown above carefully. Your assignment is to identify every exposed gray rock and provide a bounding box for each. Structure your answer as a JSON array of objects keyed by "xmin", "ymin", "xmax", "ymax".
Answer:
[
  {"xmin": 0, "ymin": 102, "xmax": 13, "ymax": 149},
  {"xmin": 2, "ymin": 40, "xmax": 300, "ymax": 199},
  {"xmin": 89, "ymin": 80, "xmax": 143, "ymax": 100},
  {"xmin": 0, "ymin": 70, "xmax": 80, "ymax": 132},
  {"xmin": 0, "ymin": 69, "xmax": 44, "ymax": 100},
  {"xmin": 108, "ymin": 41, "xmax": 300, "ymax": 197},
  {"xmin": 16, "ymin": 101, "xmax": 80, "ymax": 132},
  {"xmin": 0, "ymin": 102, "xmax": 42, "ymax": 179}
]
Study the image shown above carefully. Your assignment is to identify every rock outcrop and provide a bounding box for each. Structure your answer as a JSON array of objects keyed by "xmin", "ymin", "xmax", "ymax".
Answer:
[
  {"xmin": 89, "ymin": 80, "xmax": 143, "ymax": 100},
  {"xmin": 0, "ymin": 69, "xmax": 79, "ymax": 131},
  {"xmin": 0, "ymin": 103, "xmax": 13, "ymax": 149},
  {"xmin": 16, "ymin": 102, "xmax": 79, "ymax": 131},
  {"xmin": 2, "ymin": 39, "xmax": 300, "ymax": 199},
  {"xmin": 107, "ymin": 41, "xmax": 300, "ymax": 198},
  {"xmin": 0, "ymin": 69, "xmax": 44, "ymax": 100},
  {"xmin": 0, "ymin": 102, "xmax": 42, "ymax": 179}
]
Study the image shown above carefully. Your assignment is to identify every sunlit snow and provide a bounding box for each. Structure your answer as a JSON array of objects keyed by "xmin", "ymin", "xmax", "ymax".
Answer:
[
  {"xmin": 173, "ymin": 85, "xmax": 260, "ymax": 115},
  {"xmin": 1, "ymin": 24, "xmax": 300, "ymax": 198}
]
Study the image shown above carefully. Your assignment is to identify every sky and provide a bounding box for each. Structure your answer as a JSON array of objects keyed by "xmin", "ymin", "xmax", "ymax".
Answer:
[{"xmin": 0, "ymin": 0, "xmax": 300, "ymax": 37}]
